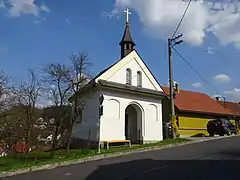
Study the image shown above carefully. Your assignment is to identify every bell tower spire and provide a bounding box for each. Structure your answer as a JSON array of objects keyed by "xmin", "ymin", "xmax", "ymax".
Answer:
[{"xmin": 119, "ymin": 8, "xmax": 136, "ymax": 59}]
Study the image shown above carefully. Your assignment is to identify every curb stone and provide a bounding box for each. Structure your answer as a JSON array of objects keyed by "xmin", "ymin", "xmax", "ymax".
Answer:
[{"xmin": 1, "ymin": 135, "xmax": 239, "ymax": 178}]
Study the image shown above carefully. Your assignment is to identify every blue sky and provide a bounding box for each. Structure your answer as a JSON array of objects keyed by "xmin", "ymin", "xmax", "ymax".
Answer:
[{"xmin": 0, "ymin": 0, "xmax": 240, "ymax": 101}]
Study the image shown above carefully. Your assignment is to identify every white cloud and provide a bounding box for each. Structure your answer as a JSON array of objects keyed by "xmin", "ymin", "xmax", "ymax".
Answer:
[
  {"xmin": 192, "ymin": 82, "xmax": 203, "ymax": 88},
  {"xmin": 224, "ymin": 88, "xmax": 240, "ymax": 101},
  {"xmin": 213, "ymin": 74, "xmax": 231, "ymax": 83},
  {"xmin": 40, "ymin": 2, "xmax": 49, "ymax": 13},
  {"xmin": 0, "ymin": 0, "xmax": 49, "ymax": 17},
  {"xmin": 109, "ymin": 0, "xmax": 240, "ymax": 47}
]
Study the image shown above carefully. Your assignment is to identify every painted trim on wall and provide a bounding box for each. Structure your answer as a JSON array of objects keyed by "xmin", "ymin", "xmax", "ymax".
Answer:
[
  {"xmin": 107, "ymin": 98, "xmax": 121, "ymax": 119},
  {"xmin": 149, "ymin": 104, "xmax": 158, "ymax": 122}
]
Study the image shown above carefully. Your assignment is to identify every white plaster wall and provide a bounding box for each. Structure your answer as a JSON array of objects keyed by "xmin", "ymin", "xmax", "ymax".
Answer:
[
  {"xmin": 105, "ymin": 59, "xmax": 158, "ymax": 91},
  {"xmin": 96, "ymin": 51, "xmax": 163, "ymax": 92},
  {"xmin": 72, "ymin": 90, "xmax": 100, "ymax": 141},
  {"xmin": 99, "ymin": 89, "xmax": 163, "ymax": 142}
]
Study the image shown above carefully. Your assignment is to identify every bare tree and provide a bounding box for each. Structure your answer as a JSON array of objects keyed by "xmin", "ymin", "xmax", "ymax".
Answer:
[
  {"xmin": 41, "ymin": 52, "xmax": 93, "ymax": 155},
  {"xmin": 0, "ymin": 71, "xmax": 6, "ymax": 103},
  {"xmin": 0, "ymin": 106, "xmax": 28, "ymax": 156},
  {"xmin": 15, "ymin": 69, "xmax": 42, "ymax": 159},
  {"xmin": 65, "ymin": 52, "xmax": 92, "ymax": 154},
  {"xmin": 41, "ymin": 63, "xmax": 71, "ymax": 157},
  {"xmin": 0, "ymin": 70, "xmax": 19, "ymax": 156},
  {"xmin": 0, "ymin": 71, "xmax": 10, "ymax": 113}
]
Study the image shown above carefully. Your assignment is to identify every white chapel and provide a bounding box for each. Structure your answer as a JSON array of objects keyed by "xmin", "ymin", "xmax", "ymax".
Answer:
[{"xmin": 71, "ymin": 9, "xmax": 167, "ymax": 146}]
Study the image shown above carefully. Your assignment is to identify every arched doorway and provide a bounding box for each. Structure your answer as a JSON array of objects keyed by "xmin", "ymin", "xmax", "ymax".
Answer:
[{"xmin": 125, "ymin": 104, "xmax": 143, "ymax": 144}]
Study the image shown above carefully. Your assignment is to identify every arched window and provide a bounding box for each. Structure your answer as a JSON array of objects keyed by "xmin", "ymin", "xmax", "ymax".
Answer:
[
  {"xmin": 125, "ymin": 44, "xmax": 131, "ymax": 50},
  {"xmin": 126, "ymin": 68, "xmax": 132, "ymax": 85},
  {"xmin": 137, "ymin": 71, "xmax": 142, "ymax": 87}
]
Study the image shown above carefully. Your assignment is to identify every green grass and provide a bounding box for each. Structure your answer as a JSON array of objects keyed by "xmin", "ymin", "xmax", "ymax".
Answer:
[{"xmin": 0, "ymin": 138, "xmax": 190, "ymax": 172}]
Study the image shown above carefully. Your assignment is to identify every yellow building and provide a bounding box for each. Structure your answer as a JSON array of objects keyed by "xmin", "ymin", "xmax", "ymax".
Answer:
[{"xmin": 162, "ymin": 87, "xmax": 237, "ymax": 137}]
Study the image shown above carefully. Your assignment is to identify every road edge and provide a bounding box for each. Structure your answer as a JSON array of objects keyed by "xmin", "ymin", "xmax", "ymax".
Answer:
[{"xmin": 0, "ymin": 135, "xmax": 238, "ymax": 178}]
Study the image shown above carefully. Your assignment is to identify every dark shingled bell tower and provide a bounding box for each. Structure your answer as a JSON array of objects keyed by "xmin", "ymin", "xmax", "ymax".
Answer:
[{"xmin": 119, "ymin": 8, "xmax": 136, "ymax": 59}]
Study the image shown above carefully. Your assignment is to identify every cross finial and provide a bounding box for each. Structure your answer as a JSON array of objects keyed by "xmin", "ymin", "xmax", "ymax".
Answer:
[{"xmin": 124, "ymin": 8, "xmax": 131, "ymax": 23}]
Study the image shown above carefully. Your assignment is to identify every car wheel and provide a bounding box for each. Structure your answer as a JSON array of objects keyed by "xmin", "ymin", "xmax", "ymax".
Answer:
[{"xmin": 219, "ymin": 133, "xmax": 224, "ymax": 136}]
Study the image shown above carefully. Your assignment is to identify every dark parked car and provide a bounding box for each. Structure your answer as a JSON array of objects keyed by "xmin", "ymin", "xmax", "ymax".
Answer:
[{"xmin": 207, "ymin": 119, "xmax": 237, "ymax": 136}]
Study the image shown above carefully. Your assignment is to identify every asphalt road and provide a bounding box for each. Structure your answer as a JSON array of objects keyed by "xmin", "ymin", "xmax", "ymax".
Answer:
[{"xmin": 3, "ymin": 136, "xmax": 240, "ymax": 180}]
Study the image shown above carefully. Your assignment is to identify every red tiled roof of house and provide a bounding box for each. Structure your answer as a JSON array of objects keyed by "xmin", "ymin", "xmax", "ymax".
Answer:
[
  {"xmin": 217, "ymin": 101, "xmax": 240, "ymax": 117},
  {"xmin": 162, "ymin": 86, "xmax": 236, "ymax": 116}
]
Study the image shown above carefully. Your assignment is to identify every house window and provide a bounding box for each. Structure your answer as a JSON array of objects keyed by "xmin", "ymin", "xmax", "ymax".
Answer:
[
  {"xmin": 126, "ymin": 68, "xmax": 132, "ymax": 85},
  {"xmin": 137, "ymin": 71, "xmax": 142, "ymax": 87}
]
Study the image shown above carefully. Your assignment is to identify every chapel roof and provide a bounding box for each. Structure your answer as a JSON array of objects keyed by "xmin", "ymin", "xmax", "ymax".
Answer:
[{"xmin": 119, "ymin": 22, "xmax": 136, "ymax": 46}]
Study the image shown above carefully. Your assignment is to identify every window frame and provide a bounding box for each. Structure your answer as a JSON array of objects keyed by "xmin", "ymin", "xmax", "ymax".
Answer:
[
  {"xmin": 137, "ymin": 71, "xmax": 142, "ymax": 87},
  {"xmin": 126, "ymin": 68, "xmax": 132, "ymax": 85}
]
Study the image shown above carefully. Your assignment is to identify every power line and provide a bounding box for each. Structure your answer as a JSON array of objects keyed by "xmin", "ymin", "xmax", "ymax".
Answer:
[
  {"xmin": 172, "ymin": 47, "xmax": 225, "ymax": 99},
  {"xmin": 172, "ymin": 0, "xmax": 192, "ymax": 38}
]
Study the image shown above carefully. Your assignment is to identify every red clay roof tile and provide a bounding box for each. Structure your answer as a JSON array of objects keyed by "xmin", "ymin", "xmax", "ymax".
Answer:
[
  {"xmin": 162, "ymin": 86, "xmax": 235, "ymax": 116},
  {"xmin": 217, "ymin": 101, "xmax": 240, "ymax": 117}
]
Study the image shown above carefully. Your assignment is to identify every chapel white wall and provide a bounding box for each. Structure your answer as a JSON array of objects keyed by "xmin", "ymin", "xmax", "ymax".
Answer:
[
  {"xmin": 108, "ymin": 60, "xmax": 157, "ymax": 90},
  {"xmin": 71, "ymin": 90, "xmax": 100, "ymax": 142},
  {"xmin": 99, "ymin": 89, "xmax": 163, "ymax": 142}
]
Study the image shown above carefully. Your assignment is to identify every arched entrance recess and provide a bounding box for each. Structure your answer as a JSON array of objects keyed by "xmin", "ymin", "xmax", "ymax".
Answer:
[{"xmin": 125, "ymin": 103, "xmax": 143, "ymax": 144}]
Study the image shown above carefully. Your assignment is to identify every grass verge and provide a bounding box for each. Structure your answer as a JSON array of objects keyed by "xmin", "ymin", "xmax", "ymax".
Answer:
[{"xmin": 0, "ymin": 138, "xmax": 190, "ymax": 173}]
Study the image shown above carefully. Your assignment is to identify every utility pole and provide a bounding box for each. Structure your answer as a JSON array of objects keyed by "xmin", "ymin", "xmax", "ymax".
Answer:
[
  {"xmin": 168, "ymin": 38, "xmax": 175, "ymax": 119},
  {"xmin": 168, "ymin": 34, "xmax": 183, "ymax": 139}
]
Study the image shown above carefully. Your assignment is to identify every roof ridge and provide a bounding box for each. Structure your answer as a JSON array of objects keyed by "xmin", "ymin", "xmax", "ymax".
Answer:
[
  {"xmin": 220, "ymin": 100, "xmax": 240, "ymax": 104},
  {"xmin": 162, "ymin": 86, "xmax": 208, "ymax": 95}
]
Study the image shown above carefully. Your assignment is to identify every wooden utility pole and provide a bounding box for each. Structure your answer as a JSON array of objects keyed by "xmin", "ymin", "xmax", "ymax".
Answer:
[
  {"xmin": 168, "ymin": 38, "xmax": 175, "ymax": 118},
  {"xmin": 168, "ymin": 34, "xmax": 183, "ymax": 139}
]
